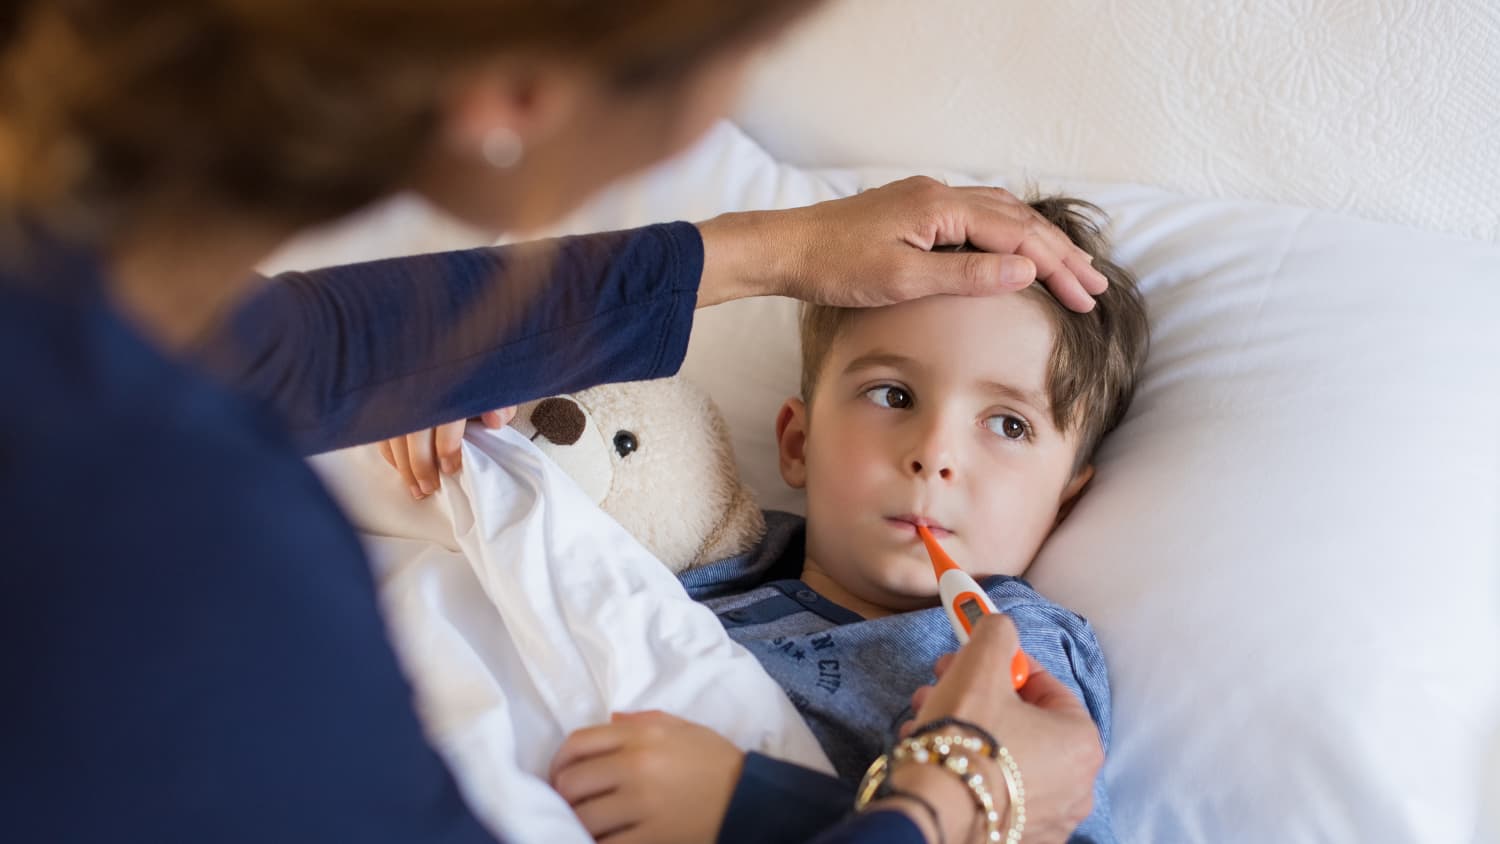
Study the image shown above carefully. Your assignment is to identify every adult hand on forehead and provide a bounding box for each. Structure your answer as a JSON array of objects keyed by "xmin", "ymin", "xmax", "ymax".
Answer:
[{"xmin": 697, "ymin": 175, "xmax": 1109, "ymax": 313}]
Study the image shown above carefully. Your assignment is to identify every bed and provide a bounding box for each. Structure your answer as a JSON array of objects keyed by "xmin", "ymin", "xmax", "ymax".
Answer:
[{"xmin": 266, "ymin": 3, "xmax": 1500, "ymax": 841}]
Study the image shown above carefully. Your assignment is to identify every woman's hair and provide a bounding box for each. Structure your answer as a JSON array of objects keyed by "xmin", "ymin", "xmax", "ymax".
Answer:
[{"xmin": 0, "ymin": 0, "xmax": 816, "ymax": 235}]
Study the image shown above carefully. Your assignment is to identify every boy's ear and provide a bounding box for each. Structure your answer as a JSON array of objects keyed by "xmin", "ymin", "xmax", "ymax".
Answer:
[
  {"xmin": 775, "ymin": 398, "xmax": 810, "ymax": 490},
  {"xmin": 1054, "ymin": 464, "xmax": 1095, "ymax": 526}
]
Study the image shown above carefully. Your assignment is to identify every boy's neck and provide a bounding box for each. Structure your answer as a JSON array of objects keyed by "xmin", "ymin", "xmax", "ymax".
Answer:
[{"xmin": 799, "ymin": 556, "xmax": 901, "ymax": 621}]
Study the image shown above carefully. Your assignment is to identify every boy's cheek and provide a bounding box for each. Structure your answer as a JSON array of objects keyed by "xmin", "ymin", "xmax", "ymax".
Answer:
[{"xmin": 964, "ymin": 507, "xmax": 1052, "ymax": 578}]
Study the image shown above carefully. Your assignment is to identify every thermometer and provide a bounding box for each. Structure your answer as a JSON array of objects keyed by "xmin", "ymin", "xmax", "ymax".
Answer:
[{"xmin": 916, "ymin": 524, "xmax": 1031, "ymax": 690}]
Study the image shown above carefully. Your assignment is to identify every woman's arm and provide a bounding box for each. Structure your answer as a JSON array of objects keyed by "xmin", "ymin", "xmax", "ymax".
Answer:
[
  {"xmin": 716, "ymin": 752, "xmax": 856, "ymax": 844},
  {"xmin": 805, "ymin": 810, "xmax": 926, "ymax": 844},
  {"xmin": 212, "ymin": 176, "xmax": 1110, "ymax": 469},
  {"xmin": 200, "ymin": 223, "xmax": 702, "ymax": 454}
]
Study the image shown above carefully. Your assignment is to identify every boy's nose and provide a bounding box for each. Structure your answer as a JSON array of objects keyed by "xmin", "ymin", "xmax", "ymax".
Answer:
[
  {"xmin": 907, "ymin": 457, "xmax": 953, "ymax": 481},
  {"xmin": 905, "ymin": 416, "xmax": 957, "ymax": 480}
]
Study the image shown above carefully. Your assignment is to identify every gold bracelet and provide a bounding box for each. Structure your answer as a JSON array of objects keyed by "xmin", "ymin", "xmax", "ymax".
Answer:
[
  {"xmin": 856, "ymin": 734, "xmax": 1019, "ymax": 843},
  {"xmin": 895, "ymin": 734, "xmax": 1026, "ymax": 843},
  {"xmin": 895, "ymin": 733, "xmax": 996, "ymax": 764},
  {"xmin": 992, "ymin": 744, "xmax": 1025, "ymax": 844}
]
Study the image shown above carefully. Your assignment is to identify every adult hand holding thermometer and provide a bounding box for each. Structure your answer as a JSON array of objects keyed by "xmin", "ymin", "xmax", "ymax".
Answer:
[{"xmin": 916, "ymin": 524, "xmax": 1032, "ymax": 690}]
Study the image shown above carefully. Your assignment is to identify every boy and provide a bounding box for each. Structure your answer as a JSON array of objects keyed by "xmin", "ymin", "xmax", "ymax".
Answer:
[{"xmin": 548, "ymin": 196, "xmax": 1149, "ymax": 844}]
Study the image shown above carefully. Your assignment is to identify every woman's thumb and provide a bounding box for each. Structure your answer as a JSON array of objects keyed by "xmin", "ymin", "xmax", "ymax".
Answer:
[{"xmin": 930, "ymin": 250, "xmax": 1036, "ymax": 296}]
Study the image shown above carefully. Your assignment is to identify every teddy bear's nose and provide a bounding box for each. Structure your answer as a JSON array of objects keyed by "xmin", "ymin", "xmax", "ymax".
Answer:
[{"xmin": 531, "ymin": 397, "xmax": 587, "ymax": 446}]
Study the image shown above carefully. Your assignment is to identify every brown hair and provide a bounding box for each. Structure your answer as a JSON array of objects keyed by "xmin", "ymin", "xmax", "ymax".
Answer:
[
  {"xmin": 0, "ymin": 0, "xmax": 817, "ymax": 235},
  {"xmin": 799, "ymin": 195, "xmax": 1150, "ymax": 469}
]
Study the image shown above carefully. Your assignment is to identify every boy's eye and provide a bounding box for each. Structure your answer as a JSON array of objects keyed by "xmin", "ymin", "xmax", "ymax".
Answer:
[
  {"xmin": 986, "ymin": 414, "xmax": 1030, "ymax": 440},
  {"xmin": 863, "ymin": 385, "xmax": 913, "ymax": 409}
]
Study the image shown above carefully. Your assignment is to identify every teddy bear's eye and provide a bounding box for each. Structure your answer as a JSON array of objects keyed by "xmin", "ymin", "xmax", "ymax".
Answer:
[{"xmin": 613, "ymin": 430, "xmax": 638, "ymax": 457}]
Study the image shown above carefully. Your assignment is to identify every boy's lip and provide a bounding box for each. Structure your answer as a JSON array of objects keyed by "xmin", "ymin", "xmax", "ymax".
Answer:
[{"xmin": 887, "ymin": 515, "xmax": 952, "ymax": 539}]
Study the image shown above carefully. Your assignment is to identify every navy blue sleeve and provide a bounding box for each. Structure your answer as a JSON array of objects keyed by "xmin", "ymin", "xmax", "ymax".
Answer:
[
  {"xmin": 200, "ymin": 223, "xmax": 702, "ymax": 454},
  {"xmin": 716, "ymin": 754, "xmax": 933, "ymax": 844},
  {"xmin": 717, "ymin": 753, "xmax": 854, "ymax": 844},
  {"xmin": 807, "ymin": 810, "xmax": 925, "ymax": 844}
]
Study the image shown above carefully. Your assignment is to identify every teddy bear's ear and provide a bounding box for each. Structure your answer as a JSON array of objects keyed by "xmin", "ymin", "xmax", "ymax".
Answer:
[{"xmin": 689, "ymin": 477, "xmax": 767, "ymax": 568}]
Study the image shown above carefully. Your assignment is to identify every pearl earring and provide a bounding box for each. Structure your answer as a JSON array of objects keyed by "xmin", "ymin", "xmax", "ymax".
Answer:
[{"xmin": 481, "ymin": 127, "xmax": 523, "ymax": 168}]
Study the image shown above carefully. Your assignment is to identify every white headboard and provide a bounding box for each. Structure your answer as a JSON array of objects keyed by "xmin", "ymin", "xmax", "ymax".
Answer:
[{"xmin": 737, "ymin": 0, "xmax": 1500, "ymax": 242}]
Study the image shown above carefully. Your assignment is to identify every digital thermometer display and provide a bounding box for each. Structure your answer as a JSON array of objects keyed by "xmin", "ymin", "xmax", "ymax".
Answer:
[{"xmin": 959, "ymin": 597, "xmax": 985, "ymax": 627}]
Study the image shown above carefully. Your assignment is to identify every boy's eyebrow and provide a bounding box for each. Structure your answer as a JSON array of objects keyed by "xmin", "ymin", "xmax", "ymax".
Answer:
[
  {"xmin": 979, "ymin": 380, "xmax": 1051, "ymax": 413},
  {"xmin": 841, "ymin": 351, "xmax": 920, "ymax": 375}
]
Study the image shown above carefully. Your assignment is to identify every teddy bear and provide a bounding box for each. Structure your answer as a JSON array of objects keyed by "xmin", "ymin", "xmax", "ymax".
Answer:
[{"xmin": 509, "ymin": 375, "xmax": 766, "ymax": 573}]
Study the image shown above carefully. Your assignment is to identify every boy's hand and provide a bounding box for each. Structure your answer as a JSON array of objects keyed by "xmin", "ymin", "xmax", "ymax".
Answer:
[
  {"xmin": 377, "ymin": 406, "xmax": 516, "ymax": 500},
  {"xmin": 549, "ymin": 710, "xmax": 744, "ymax": 844}
]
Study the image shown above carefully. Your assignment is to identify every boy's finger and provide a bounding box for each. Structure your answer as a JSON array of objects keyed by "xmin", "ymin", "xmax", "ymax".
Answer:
[
  {"xmin": 404, "ymin": 430, "xmax": 442, "ymax": 494},
  {"xmin": 571, "ymin": 792, "xmax": 641, "ymax": 841},
  {"xmin": 388, "ymin": 437, "xmax": 422, "ymax": 500},
  {"xmin": 548, "ymin": 723, "xmax": 630, "ymax": 782},
  {"xmin": 552, "ymin": 753, "xmax": 628, "ymax": 807},
  {"xmin": 599, "ymin": 823, "xmax": 654, "ymax": 844},
  {"xmin": 481, "ymin": 406, "xmax": 518, "ymax": 428},
  {"xmin": 434, "ymin": 420, "xmax": 465, "ymax": 475}
]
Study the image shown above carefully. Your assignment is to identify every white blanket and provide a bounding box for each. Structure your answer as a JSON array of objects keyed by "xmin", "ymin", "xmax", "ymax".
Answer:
[{"xmin": 311, "ymin": 427, "xmax": 833, "ymax": 844}]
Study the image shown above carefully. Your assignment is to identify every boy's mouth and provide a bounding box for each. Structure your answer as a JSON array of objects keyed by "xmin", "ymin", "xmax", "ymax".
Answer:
[{"xmin": 886, "ymin": 515, "xmax": 952, "ymax": 539}]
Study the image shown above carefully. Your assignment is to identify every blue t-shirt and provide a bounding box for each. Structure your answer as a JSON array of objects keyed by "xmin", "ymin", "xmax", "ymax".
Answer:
[{"xmin": 682, "ymin": 510, "xmax": 1116, "ymax": 844}]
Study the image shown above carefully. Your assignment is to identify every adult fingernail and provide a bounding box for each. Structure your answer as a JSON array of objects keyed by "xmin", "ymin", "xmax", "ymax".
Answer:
[
  {"xmin": 418, "ymin": 479, "xmax": 435, "ymax": 495},
  {"xmin": 441, "ymin": 458, "xmax": 458, "ymax": 475},
  {"xmin": 1001, "ymin": 255, "xmax": 1036, "ymax": 288},
  {"xmin": 409, "ymin": 486, "xmax": 424, "ymax": 501}
]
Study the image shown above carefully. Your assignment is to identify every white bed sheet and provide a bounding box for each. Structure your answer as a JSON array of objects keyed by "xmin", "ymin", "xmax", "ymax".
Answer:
[{"xmin": 310, "ymin": 427, "xmax": 832, "ymax": 844}]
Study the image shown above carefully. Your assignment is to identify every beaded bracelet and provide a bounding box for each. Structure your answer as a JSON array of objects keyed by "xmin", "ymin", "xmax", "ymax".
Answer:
[
  {"xmin": 856, "ymin": 732, "xmax": 1026, "ymax": 843},
  {"xmin": 909, "ymin": 717, "xmax": 1000, "ymax": 760}
]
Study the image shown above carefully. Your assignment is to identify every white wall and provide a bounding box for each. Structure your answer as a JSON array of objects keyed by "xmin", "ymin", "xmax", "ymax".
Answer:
[{"xmin": 737, "ymin": 0, "xmax": 1500, "ymax": 242}]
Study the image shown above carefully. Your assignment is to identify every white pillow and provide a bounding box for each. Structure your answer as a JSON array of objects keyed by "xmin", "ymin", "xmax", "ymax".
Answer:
[{"xmin": 536, "ymin": 123, "xmax": 1500, "ymax": 843}]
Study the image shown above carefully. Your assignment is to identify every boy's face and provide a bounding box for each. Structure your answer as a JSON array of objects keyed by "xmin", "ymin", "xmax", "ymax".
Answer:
[{"xmin": 777, "ymin": 293, "xmax": 1092, "ymax": 614}]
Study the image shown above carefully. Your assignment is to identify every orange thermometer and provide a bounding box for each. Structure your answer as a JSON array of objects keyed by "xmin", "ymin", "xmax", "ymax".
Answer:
[{"xmin": 916, "ymin": 525, "xmax": 1031, "ymax": 690}]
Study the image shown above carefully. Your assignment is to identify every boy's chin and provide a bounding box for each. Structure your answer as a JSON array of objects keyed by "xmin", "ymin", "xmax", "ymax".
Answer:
[{"xmin": 869, "ymin": 573, "xmax": 943, "ymax": 611}]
